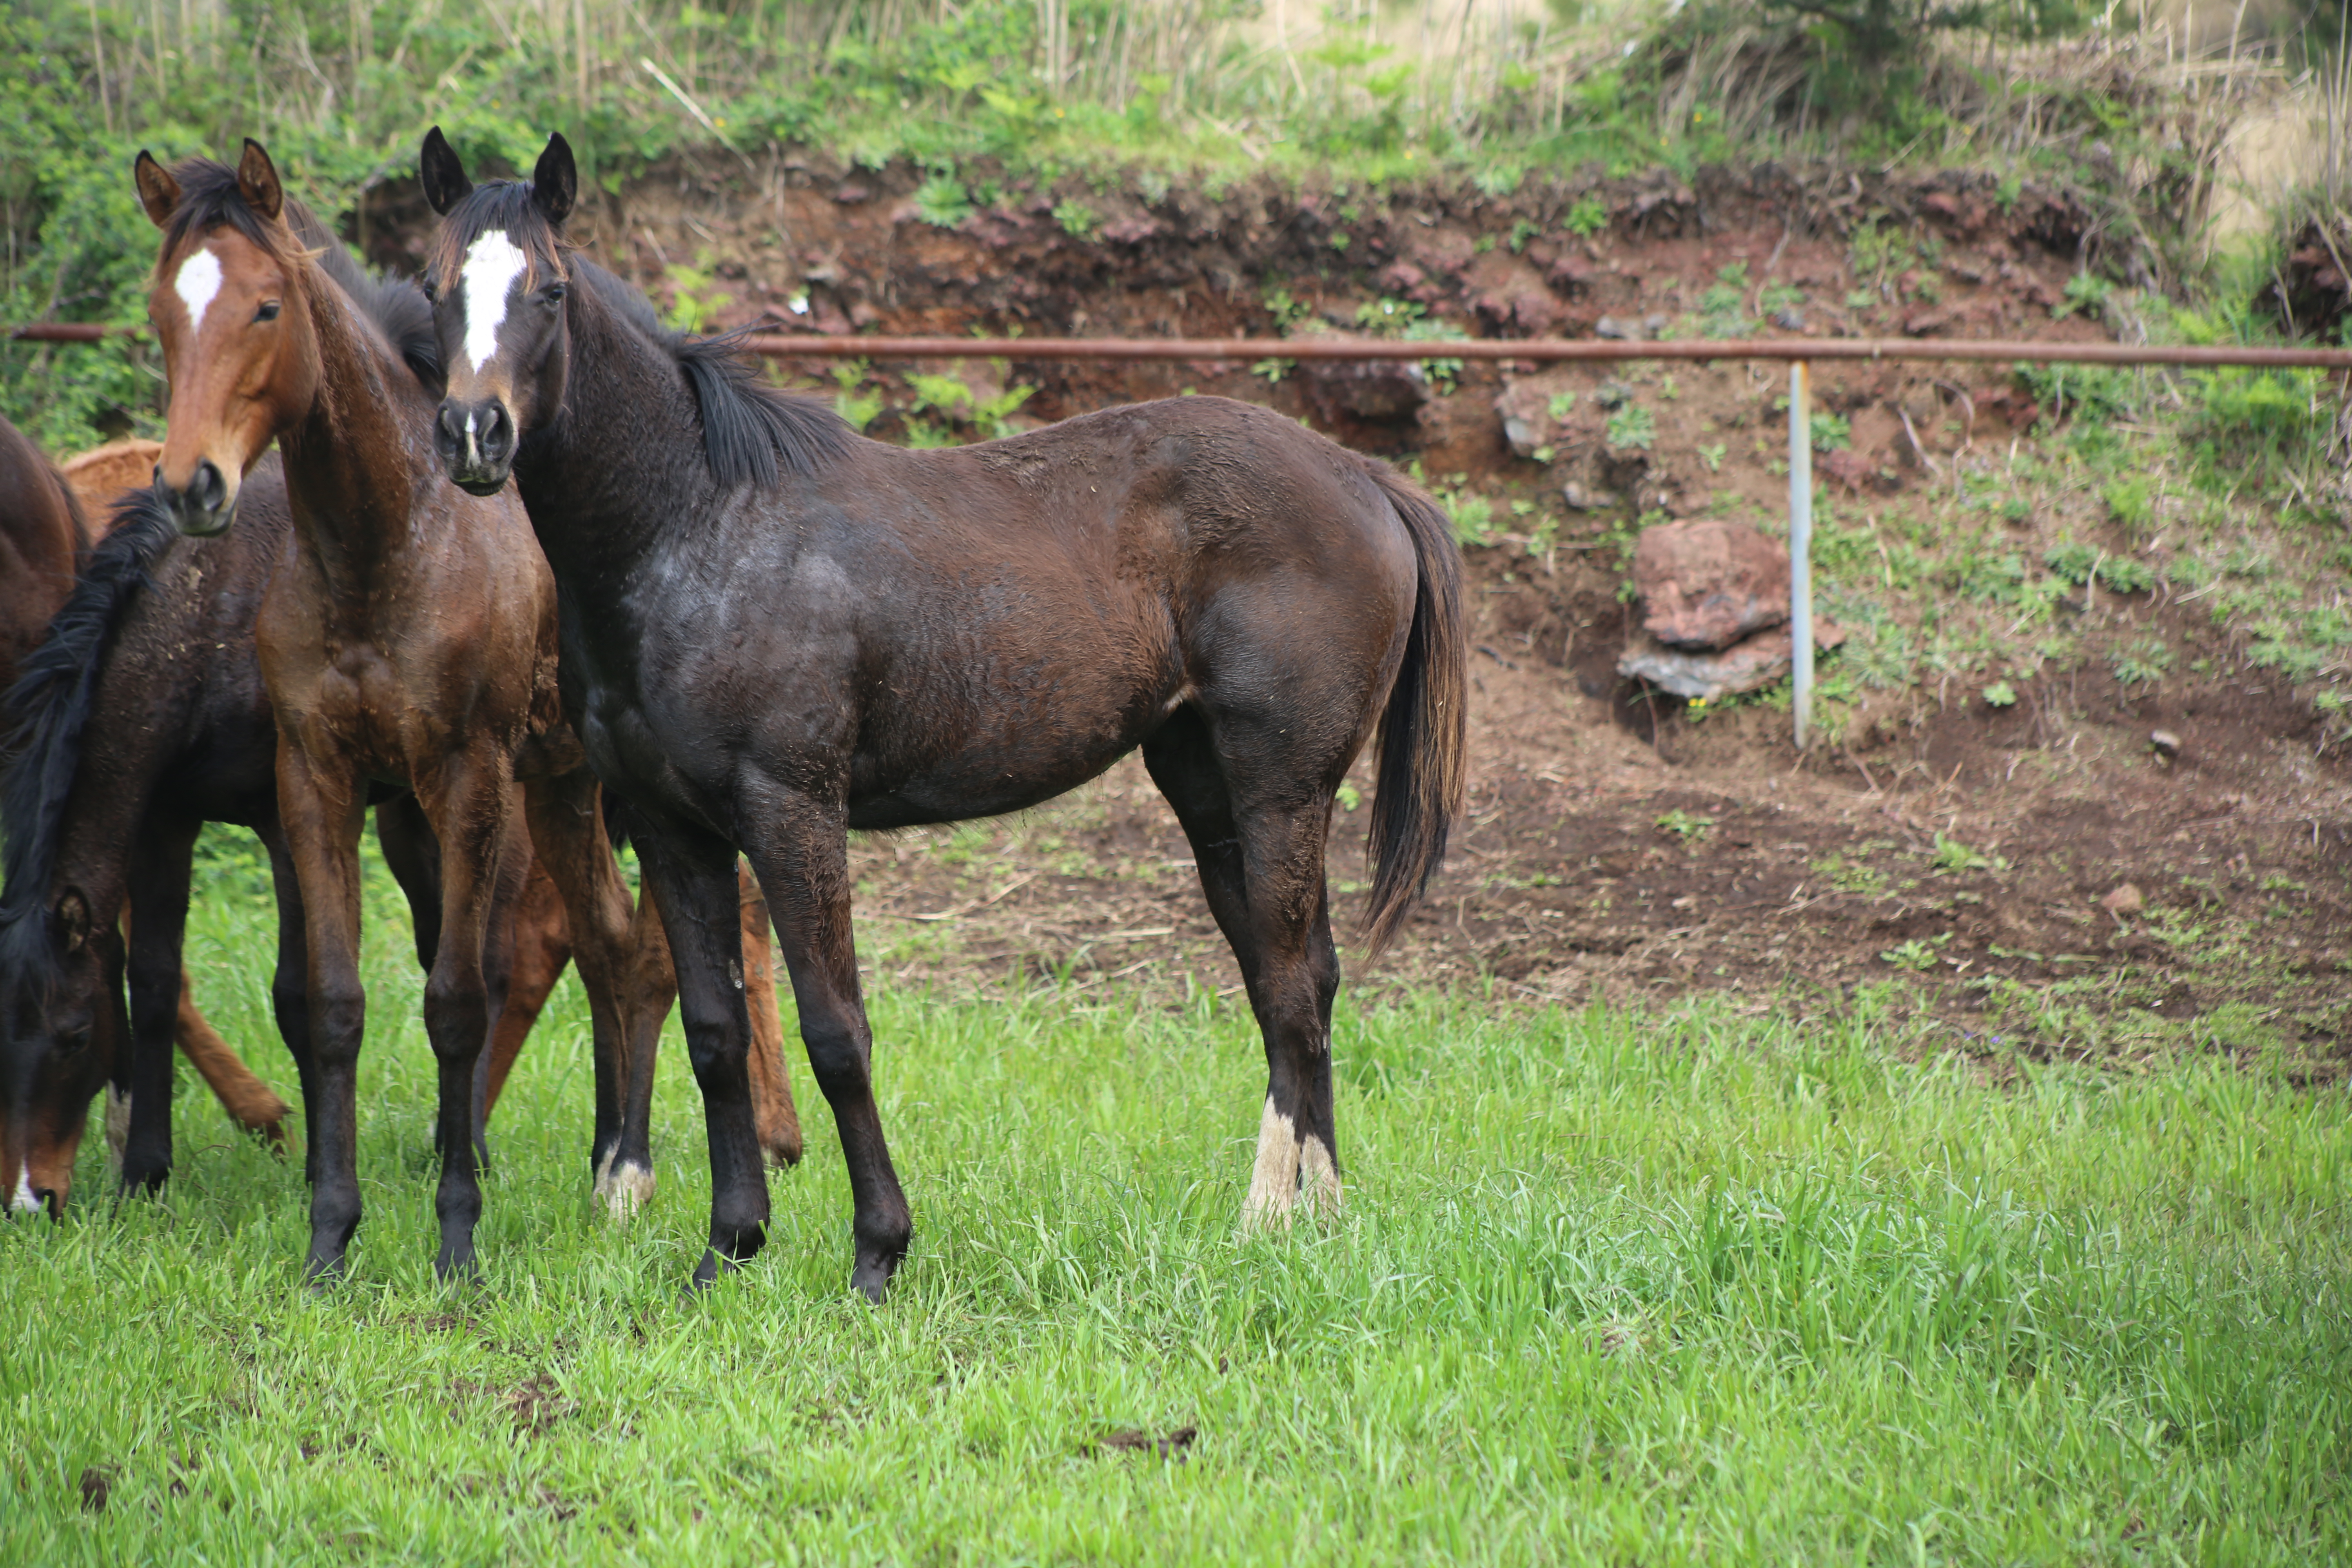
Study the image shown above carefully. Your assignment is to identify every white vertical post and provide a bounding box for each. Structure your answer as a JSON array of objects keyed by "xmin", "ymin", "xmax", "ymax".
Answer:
[{"xmin": 1788, "ymin": 359, "xmax": 1814, "ymax": 751}]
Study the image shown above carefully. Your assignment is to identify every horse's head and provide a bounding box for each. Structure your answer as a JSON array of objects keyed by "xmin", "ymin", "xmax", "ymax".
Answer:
[
  {"xmin": 135, "ymin": 140, "xmax": 320, "ymax": 538},
  {"xmin": 0, "ymin": 891, "xmax": 121, "ymax": 1218},
  {"xmin": 418, "ymin": 128, "xmax": 577, "ymax": 497}
]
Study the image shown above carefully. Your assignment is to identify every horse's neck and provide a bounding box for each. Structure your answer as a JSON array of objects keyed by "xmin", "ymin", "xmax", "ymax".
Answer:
[
  {"xmin": 517, "ymin": 291, "xmax": 695, "ymax": 586},
  {"xmin": 278, "ymin": 276, "xmax": 428, "ymax": 587}
]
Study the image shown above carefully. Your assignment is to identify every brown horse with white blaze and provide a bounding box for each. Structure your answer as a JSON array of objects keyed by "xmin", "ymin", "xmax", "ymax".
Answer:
[{"xmin": 134, "ymin": 140, "xmax": 792, "ymax": 1280}]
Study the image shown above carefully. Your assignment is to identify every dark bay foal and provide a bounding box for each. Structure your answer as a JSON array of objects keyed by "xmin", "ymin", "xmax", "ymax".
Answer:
[{"xmin": 418, "ymin": 131, "xmax": 1468, "ymax": 1298}]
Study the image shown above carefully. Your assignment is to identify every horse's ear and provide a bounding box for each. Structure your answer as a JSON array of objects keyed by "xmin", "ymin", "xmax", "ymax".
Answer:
[
  {"xmin": 235, "ymin": 138, "xmax": 284, "ymax": 223},
  {"xmin": 531, "ymin": 133, "xmax": 577, "ymax": 227},
  {"xmin": 134, "ymin": 151, "xmax": 180, "ymax": 231},
  {"xmin": 55, "ymin": 890, "xmax": 91, "ymax": 955},
  {"xmin": 419, "ymin": 126, "xmax": 473, "ymax": 216}
]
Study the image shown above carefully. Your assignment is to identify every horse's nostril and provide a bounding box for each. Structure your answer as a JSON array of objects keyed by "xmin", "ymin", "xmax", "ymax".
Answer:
[{"xmin": 194, "ymin": 460, "xmax": 225, "ymax": 512}]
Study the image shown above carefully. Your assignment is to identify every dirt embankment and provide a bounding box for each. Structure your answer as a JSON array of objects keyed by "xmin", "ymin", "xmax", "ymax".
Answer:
[{"xmin": 359, "ymin": 156, "xmax": 2350, "ymax": 1072}]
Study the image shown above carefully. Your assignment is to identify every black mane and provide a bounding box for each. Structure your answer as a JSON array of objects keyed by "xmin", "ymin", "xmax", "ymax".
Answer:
[
  {"xmin": 0, "ymin": 489, "xmax": 179, "ymax": 984},
  {"xmin": 161, "ymin": 158, "xmax": 440, "ymax": 389},
  {"xmin": 430, "ymin": 180, "xmax": 849, "ymax": 489}
]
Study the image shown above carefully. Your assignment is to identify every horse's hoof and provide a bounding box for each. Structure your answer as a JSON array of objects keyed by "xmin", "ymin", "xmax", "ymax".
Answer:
[
  {"xmin": 302, "ymin": 1252, "xmax": 347, "ymax": 1292},
  {"xmin": 595, "ymin": 1160, "xmax": 655, "ymax": 1222},
  {"xmin": 849, "ymin": 1250, "xmax": 900, "ymax": 1304},
  {"xmin": 434, "ymin": 1243, "xmax": 478, "ymax": 1282}
]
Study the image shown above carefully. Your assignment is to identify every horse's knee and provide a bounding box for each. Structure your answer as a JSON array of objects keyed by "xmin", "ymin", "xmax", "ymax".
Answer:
[
  {"xmin": 421, "ymin": 972, "xmax": 490, "ymax": 1060},
  {"xmin": 310, "ymin": 983, "xmax": 366, "ymax": 1061},
  {"xmin": 799, "ymin": 1015, "xmax": 871, "ymax": 1098}
]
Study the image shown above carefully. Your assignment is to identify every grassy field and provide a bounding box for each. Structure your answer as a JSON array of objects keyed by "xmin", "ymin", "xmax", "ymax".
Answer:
[{"xmin": 2, "ymin": 835, "xmax": 2347, "ymax": 1564}]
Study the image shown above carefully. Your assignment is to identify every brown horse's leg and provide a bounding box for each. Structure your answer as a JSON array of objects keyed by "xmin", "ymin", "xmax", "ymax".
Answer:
[
  {"xmin": 412, "ymin": 765, "xmax": 517, "ymax": 1278},
  {"xmin": 733, "ymin": 794, "xmax": 906, "ymax": 1301},
  {"xmin": 173, "ymin": 972, "xmax": 291, "ymax": 1146},
  {"xmin": 482, "ymin": 854, "xmax": 571, "ymax": 1118},
  {"xmin": 276, "ymin": 743, "xmax": 371, "ymax": 1281},
  {"xmin": 737, "ymin": 867, "xmax": 804, "ymax": 1169},
  {"xmin": 1143, "ymin": 708, "xmax": 1343, "ymax": 1229},
  {"xmin": 520, "ymin": 769, "xmax": 649, "ymax": 1216}
]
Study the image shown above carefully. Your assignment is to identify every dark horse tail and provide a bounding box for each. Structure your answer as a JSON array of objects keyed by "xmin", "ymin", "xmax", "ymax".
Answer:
[
  {"xmin": 0, "ymin": 488, "xmax": 178, "ymax": 980},
  {"xmin": 1360, "ymin": 463, "xmax": 1469, "ymax": 957}
]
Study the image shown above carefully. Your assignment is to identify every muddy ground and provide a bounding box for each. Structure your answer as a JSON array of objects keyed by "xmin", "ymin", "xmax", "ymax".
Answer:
[{"xmin": 363, "ymin": 155, "xmax": 2350, "ymax": 1073}]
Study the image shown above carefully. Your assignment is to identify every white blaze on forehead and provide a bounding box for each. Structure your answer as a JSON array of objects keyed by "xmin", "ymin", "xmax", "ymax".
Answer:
[
  {"xmin": 459, "ymin": 229, "xmax": 532, "ymax": 373},
  {"xmin": 172, "ymin": 247, "xmax": 225, "ymax": 332}
]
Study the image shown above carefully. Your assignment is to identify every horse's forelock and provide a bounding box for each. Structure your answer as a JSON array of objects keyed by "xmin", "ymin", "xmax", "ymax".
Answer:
[
  {"xmin": 427, "ymin": 182, "xmax": 565, "ymax": 299},
  {"xmin": 156, "ymin": 158, "xmax": 313, "ymax": 281}
]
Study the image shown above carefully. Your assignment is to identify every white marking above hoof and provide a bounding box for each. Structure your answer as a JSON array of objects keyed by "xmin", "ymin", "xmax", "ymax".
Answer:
[
  {"xmin": 1298, "ymin": 1132, "xmax": 1343, "ymax": 1218},
  {"xmin": 595, "ymin": 1158, "xmax": 656, "ymax": 1223},
  {"xmin": 105, "ymin": 1085, "xmax": 131, "ymax": 1175},
  {"xmin": 1241, "ymin": 1097, "xmax": 1301, "ymax": 1232}
]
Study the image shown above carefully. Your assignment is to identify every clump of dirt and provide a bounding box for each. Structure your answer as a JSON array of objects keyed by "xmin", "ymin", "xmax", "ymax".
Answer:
[{"xmin": 355, "ymin": 158, "xmax": 2349, "ymax": 1072}]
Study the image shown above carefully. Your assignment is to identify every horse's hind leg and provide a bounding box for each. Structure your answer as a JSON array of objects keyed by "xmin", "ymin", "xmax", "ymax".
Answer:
[
  {"xmin": 521, "ymin": 769, "xmax": 650, "ymax": 1216},
  {"xmin": 172, "ymin": 974, "xmax": 291, "ymax": 1148},
  {"xmin": 1143, "ymin": 708, "xmax": 1344, "ymax": 1228},
  {"xmin": 481, "ymin": 855, "xmax": 571, "ymax": 1120},
  {"xmin": 738, "ymin": 869, "xmax": 803, "ymax": 1168}
]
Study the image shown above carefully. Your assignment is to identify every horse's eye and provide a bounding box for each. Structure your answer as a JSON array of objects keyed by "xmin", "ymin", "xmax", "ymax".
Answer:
[
  {"xmin": 255, "ymin": 301, "xmax": 281, "ymax": 323},
  {"xmin": 421, "ymin": 278, "xmax": 438, "ymax": 302},
  {"xmin": 60, "ymin": 1026, "xmax": 91, "ymax": 1056},
  {"xmin": 543, "ymin": 281, "xmax": 568, "ymax": 304}
]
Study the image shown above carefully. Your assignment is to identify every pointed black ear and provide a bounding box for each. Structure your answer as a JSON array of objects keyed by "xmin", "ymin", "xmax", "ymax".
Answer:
[
  {"xmin": 235, "ymin": 138, "xmax": 284, "ymax": 223},
  {"xmin": 55, "ymin": 890, "xmax": 92, "ymax": 955},
  {"xmin": 419, "ymin": 126, "xmax": 473, "ymax": 216},
  {"xmin": 531, "ymin": 133, "xmax": 577, "ymax": 227},
  {"xmin": 134, "ymin": 151, "xmax": 180, "ymax": 231}
]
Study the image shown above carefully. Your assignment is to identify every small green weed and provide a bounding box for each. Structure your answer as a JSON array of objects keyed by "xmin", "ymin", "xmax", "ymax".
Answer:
[{"xmin": 1655, "ymin": 808, "xmax": 1715, "ymax": 844}]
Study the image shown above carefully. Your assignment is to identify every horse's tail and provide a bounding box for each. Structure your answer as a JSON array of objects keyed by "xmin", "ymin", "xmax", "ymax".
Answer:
[
  {"xmin": 0, "ymin": 488, "xmax": 177, "ymax": 983},
  {"xmin": 1360, "ymin": 462, "xmax": 1468, "ymax": 958}
]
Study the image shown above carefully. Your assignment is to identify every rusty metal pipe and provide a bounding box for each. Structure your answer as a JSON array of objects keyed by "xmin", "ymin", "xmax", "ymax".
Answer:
[
  {"xmin": 14, "ymin": 321, "xmax": 2352, "ymax": 368},
  {"xmin": 735, "ymin": 334, "xmax": 2352, "ymax": 369}
]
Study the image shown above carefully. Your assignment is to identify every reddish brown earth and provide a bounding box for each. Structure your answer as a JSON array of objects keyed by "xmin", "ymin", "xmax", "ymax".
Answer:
[{"xmin": 356, "ymin": 158, "xmax": 2351, "ymax": 1071}]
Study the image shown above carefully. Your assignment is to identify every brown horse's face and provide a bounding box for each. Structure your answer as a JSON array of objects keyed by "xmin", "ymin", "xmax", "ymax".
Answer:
[
  {"xmin": 1, "ymin": 894, "xmax": 118, "ymax": 1218},
  {"xmin": 136, "ymin": 145, "xmax": 318, "ymax": 537},
  {"xmin": 418, "ymin": 129, "xmax": 577, "ymax": 497}
]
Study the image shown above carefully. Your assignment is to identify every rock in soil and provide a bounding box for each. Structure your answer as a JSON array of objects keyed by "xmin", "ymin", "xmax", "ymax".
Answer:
[
  {"xmin": 1617, "ymin": 620, "xmax": 1846, "ymax": 702},
  {"xmin": 1633, "ymin": 518, "xmax": 1791, "ymax": 651}
]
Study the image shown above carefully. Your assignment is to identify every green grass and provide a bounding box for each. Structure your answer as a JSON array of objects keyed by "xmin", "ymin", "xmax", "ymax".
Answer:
[{"xmin": 3, "ymin": 839, "xmax": 2348, "ymax": 1563}]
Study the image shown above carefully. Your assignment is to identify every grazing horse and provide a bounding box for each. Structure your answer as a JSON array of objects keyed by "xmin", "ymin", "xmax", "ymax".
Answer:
[
  {"xmin": 135, "ymin": 141, "xmax": 794, "ymax": 1280},
  {"xmin": 418, "ymin": 130, "xmax": 1467, "ymax": 1298},
  {"xmin": 0, "ymin": 420, "xmax": 288, "ymax": 1175}
]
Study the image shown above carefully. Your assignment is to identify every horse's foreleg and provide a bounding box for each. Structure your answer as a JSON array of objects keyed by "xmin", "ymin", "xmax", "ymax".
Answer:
[
  {"xmin": 482, "ymin": 854, "xmax": 570, "ymax": 1119},
  {"xmin": 737, "ymin": 869, "xmax": 803, "ymax": 1169},
  {"xmin": 737, "ymin": 795, "xmax": 907, "ymax": 1301},
  {"xmin": 259, "ymin": 825, "xmax": 318, "ymax": 1187},
  {"xmin": 633, "ymin": 820, "xmax": 777, "ymax": 1285},
  {"xmin": 117, "ymin": 819, "xmax": 201, "ymax": 1195},
  {"xmin": 520, "ymin": 769, "xmax": 646, "ymax": 1216},
  {"xmin": 276, "ymin": 744, "xmax": 370, "ymax": 1281},
  {"xmin": 1144, "ymin": 716, "xmax": 1344, "ymax": 1229},
  {"xmin": 415, "ymin": 766, "xmax": 516, "ymax": 1279}
]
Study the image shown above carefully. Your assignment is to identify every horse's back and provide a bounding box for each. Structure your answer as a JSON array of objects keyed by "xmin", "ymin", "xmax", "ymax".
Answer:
[{"xmin": 0, "ymin": 417, "xmax": 87, "ymax": 691}]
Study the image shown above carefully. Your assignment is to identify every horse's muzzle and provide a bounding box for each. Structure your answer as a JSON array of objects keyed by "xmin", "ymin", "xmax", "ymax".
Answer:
[
  {"xmin": 156, "ymin": 459, "xmax": 236, "ymax": 537},
  {"xmin": 436, "ymin": 399, "xmax": 516, "ymax": 497}
]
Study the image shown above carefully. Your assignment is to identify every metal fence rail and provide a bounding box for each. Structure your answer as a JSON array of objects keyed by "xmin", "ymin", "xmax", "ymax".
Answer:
[{"xmin": 16, "ymin": 322, "xmax": 2348, "ymax": 746}]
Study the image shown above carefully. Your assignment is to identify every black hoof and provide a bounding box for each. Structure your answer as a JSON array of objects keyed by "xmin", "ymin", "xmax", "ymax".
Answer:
[
  {"xmin": 850, "ymin": 1251, "xmax": 900, "ymax": 1304},
  {"xmin": 434, "ymin": 1242, "xmax": 477, "ymax": 1281},
  {"xmin": 689, "ymin": 1247, "xmax": 735, "ymax": 1291}
]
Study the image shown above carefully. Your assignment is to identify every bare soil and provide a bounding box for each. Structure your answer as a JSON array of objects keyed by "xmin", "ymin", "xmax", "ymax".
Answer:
[{"xmin": 359, "ymin": 157, "xmax": 2351, "ymax": 1073}]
